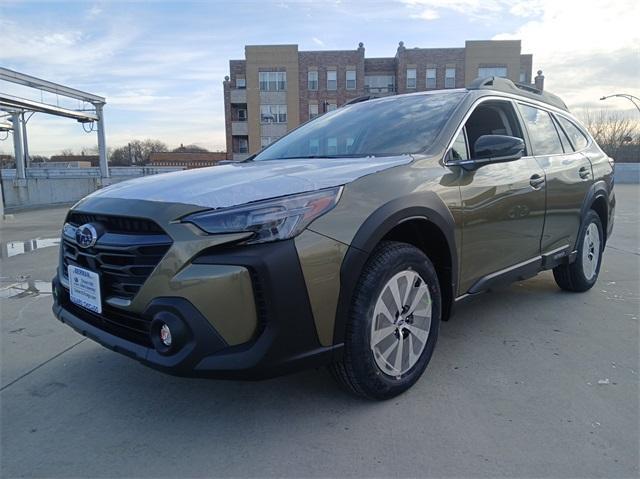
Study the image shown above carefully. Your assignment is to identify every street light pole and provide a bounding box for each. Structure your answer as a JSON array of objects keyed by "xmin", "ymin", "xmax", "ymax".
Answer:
[{"xmin": 600, "ymin": 93, "xmax": 640, "ymax": 114}]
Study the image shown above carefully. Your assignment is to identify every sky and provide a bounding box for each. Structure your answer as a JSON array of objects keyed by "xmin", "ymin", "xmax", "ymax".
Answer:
[{"xmin": 1, "ymin": 0, "xmax": 638, "ymax": 156}]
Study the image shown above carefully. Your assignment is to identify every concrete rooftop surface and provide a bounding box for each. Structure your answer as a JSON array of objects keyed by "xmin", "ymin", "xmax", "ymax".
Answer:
[{"xmin": 1, "ymin": 185, "xmax": 638, "ymax": 478}]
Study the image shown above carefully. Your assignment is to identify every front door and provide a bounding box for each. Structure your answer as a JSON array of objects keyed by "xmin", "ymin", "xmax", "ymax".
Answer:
[{"xmin": 455, "ymin": 99, "xmax": 546, "ymax": 293}]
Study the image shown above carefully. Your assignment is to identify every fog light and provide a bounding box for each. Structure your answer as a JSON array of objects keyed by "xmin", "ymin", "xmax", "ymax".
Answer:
[{"xmin": 160, "ymin": 323, "xmax": 172, "ymax": 347}]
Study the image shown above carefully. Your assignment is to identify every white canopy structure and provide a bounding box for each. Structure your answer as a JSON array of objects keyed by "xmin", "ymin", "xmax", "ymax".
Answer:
[{"xmin": 0, "ymin": 67, "xmax": 109, "ymax": 178}]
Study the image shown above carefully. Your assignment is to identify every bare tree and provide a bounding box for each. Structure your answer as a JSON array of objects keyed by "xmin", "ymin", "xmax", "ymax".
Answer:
[
  {"xmin": 109, "ymin": 139, "xmax": 168, "ymax": 166},
  {"xmin": 581, "ymin": 109, "xmax": 639, "ymax": 162},
  {"xmin": 172, "ymin": 143, "xmax": 209, "ymax": 153}
]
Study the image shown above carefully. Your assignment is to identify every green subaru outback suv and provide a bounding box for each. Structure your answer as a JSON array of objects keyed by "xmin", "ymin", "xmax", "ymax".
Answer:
[{"xmin": 52, "ymin": 77, "xmax": 615, "ymax": 399}]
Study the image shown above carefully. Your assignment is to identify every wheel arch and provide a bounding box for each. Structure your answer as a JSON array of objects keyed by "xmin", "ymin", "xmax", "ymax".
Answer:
[
  {"xmin": 332, "ymin": 192, "xmax": 458, "ymax": 345},
  {"xmin": 579, "ymin": 180, "xmax": 611, "ymax": 248}
]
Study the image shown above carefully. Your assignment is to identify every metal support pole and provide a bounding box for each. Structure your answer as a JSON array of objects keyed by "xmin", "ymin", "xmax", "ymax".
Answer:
[
  {"xmin": 95, "ymin": 103, "xmax": 109, "ymax": 178},
  {"xmin": 22, "ymin": 114, "xmax": 30, "ymax": 167},
  {"xmin": 11, "ymin": 112, "xmax": 25, "ymax": 179}
]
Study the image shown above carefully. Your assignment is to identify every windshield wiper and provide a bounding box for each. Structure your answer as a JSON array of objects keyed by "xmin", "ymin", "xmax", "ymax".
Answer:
[{"xmin": 274, "ymin": 154, "xmax": 378, "ymax": 160}]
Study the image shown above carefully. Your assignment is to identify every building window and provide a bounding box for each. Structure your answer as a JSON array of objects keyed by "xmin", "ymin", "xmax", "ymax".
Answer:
[
  {"xmin": 445, "ymin": 68, "xmax": 456, "ymax": 88},
  {"xmin": 478, "ymin": 66, "xmax": 507, "ymax": 78},
  {"xmin": 260, "ymin": 105, "xmax": 287, "ymax": 123},
  {"xmin": 237, "ymin": 138, "xmax": 248, "ymax": 154},
  {"xmin": 346, "ymin": 70, "xmax": 356, "ymax": 90},
  {"xmin": 308, "ymin": 71, "xmax": 318, "ymax": 91},
  {"xmin": 327, "ymin": 138, "xmax": 338, "ymax": 155},
  {"xmin": 236, "ymin": 77, "xmax": 246, "ymax": 89},
  {"xmin": 259, "ymin": 71, "xmax": 287, "ymax": 91},
  {"xmin": 519, "ymin": 71, "xmax": 526, "ymax": 83},
  {"xmin": 309, "ymin": 103, "xmax": 319, "ymax": 119},
  {"xmin": 406, "ymin": 68, "xmax": 417, "ymax": 89},
  {"xmin": 340, "ymin": 137, "xmax": 355, "ymax": 154},
  {"xmin": 309, "ymin": 138, "xmax": 320, "ymax": 155},
  {"xmin": 327, "ymin": 70, "xmax": 337, "ymax": 90},
  {"xmin": 326, "ymin": 102, "xmax": 337, "ymax": 112},
  {"xmin": 426, "ymin": 68, "xmax": 436, "ymax": 89},
  {"xmin": 365, "ymin": 75, "xmax": 395, "ymax": 93},
  {"xmin": 237, "ymin": 108, "xmax": 247, "ymax": 121},
  {"xmin": 261, "ymin": 136, "xmax": 273, "ymax": 149}
]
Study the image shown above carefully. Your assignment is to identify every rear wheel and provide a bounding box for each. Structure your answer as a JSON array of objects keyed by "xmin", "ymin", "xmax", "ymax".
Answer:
[
  {"xmin": 330, "ymin": 241, "xmax": 441, "ymax": 400},
  {"xmin": 553, "ymin": 210, "xmax": 604, "ymax": 292}
]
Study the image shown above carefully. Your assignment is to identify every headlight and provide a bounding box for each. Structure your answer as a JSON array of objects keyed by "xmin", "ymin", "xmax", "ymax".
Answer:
[{"xmin": 183, "ymin": 187, "xmax": 343, "ymax": 244}]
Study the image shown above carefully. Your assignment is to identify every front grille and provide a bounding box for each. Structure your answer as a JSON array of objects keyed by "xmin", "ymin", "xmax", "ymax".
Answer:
[
  {"xmin": 62, "ymin": 213, "xmax": 172, "ymax": 301},
  {"xmin": 67, "ymin": 212, "xmax": 164, "ymax": 234},
  {"xmin": 60, "ymin": 289, "xmax": 153, "ymax": 347}
]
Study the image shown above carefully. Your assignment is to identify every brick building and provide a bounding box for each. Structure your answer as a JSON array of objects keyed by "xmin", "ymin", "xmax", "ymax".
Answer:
[{"xmin": 223, "ymin": 40, "xmax": 534, "ymax": 160}]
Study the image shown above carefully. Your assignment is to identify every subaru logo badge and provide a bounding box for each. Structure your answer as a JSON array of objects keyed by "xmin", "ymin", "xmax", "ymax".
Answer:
[{"xmin": 75, "ymin": 223, "xmax": 99, "ymax": 249}]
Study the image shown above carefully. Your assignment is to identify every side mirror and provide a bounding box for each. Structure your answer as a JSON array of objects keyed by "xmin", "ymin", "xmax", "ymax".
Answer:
[{"xmin": 472, "ymin": 135, "xmax": 524, "ymax": 165}]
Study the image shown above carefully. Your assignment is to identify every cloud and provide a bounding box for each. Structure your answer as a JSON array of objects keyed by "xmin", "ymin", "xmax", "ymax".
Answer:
[
  {"xmin": 312, "ymin": 37, "xmax": 325, "ymax": 46},
  {"xmin": 492, "ymin": 0, "xmax": 640, "ymax": 113},
  {"xmin": 410, "ymin": 8, "xmax": 439, "ymax": 20}
]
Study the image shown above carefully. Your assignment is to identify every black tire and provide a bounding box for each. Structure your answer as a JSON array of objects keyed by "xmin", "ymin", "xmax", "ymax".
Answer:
[
  {"xmin": 330, "ymin": 241, "xmax": 441, "ymax": 400},
  {"xmin": 553, "ymin": 210, "xmax": 604, "ymax": 292}
]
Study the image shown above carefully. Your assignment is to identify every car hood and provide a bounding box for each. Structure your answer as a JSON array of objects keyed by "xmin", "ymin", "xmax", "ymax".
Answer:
[{"xmin": 87, "ymin": 156, "xmax": 412, "ymax": 209}]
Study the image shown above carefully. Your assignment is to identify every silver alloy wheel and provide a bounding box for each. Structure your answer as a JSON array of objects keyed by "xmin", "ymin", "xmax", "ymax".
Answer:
[
  {"xmin": 370, "ymin": 270, "xmax": 432, "ymax": 378},
  {"xmin": 582, "ymin": 222, "xmax": 601, "ymax": 281}
]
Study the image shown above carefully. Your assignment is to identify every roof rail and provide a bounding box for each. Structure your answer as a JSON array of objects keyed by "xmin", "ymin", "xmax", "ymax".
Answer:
[{"xmin": 468, "ymin": 76, "xmax": 569, "ymax": 112}]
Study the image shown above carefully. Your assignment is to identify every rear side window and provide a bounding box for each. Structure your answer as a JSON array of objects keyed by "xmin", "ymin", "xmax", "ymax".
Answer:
[
  {"xmin": 556, "ymin": 115, "xmax": 589, "ymax": 151},
  {"xmin": 518, "ymin": 104, "xmax": 564, "ymax": 156}
]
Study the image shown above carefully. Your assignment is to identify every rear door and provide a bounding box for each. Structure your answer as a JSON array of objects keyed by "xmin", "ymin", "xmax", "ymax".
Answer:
[{"xmin": 517, "ymin": 103, "xmax": 593, "ymax": 256}]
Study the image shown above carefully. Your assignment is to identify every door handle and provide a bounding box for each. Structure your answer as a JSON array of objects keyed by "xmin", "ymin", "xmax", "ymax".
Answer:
[
  {"xmin": 579, "ymin": 166, "xmax": 591, "ymax": 179},
  {"xmin": 530, "ymin": 174, "xmax": 545, "ymax": 189}
]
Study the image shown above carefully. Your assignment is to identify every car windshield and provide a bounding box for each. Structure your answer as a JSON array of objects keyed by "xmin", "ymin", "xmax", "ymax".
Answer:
[{"xmin": 253, "ymin": 91, "xmax": 466, "ymax": 161}]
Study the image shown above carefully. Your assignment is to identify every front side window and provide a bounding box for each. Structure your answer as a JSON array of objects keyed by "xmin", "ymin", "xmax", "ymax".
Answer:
[
  {"xmin": 254, "ymin": 92, "xmax": 466, "ymax": 160},
  {"xmin": 346, "ymin": 70, "xmax": 356, "ymax": 90},
  {"xmin": 426, "ymin": 68, "xmax": 436, "ymax": 89},
  {"xmin": 445, "ymin": 68, "xmax": 456, "ymax": 88},
  {"xmin": 556, "ymin": 115, "xmax": 589, "ymax": 151},
  {"xmin": 478, "ymin": 66, "xmax": 508, "ymax": 78},
  {"xmin": 450, "ymin": 128, "xmax": 468, "ymax": 161},
  {"xmin": 308, "ymin": 71, "xmax": 318, "ymax": 91},
  {"xmin": 406, "ymin": 68, "xmax": 417, "ymax": 89},
  {"xmin": 518, "ymin": 104, "xmax": 564, "ymax": 156},
  {"xmin": 327, "ymin": 70, "xmax": 337, "ymax": 90}
]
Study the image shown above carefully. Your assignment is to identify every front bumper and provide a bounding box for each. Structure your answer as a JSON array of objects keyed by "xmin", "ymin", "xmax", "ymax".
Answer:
[{"xmin": 52, "ymin": 240, "xmax": 342, "ymax": 379}]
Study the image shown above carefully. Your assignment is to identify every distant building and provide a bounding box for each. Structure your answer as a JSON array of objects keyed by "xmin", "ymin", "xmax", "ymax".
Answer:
[
  {"xmin": 223, "ymin": 40, "xmax": 534, "ymax": 159},
  {"xmin": 148, "ymin": 151, "xmax": 227, "ymax": 169},
  {"xmin": 50, "ymin": 154, "xmax": 100, "ymax": 166}
]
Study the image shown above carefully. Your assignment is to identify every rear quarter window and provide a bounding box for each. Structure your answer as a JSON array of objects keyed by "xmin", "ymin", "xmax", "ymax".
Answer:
[{"xmin": 556, "ymin": 115, "xmax": 590, "ymax": 151}]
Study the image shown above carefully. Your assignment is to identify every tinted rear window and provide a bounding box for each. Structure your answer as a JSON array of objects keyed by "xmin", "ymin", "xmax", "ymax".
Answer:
[
  {"xmin": 518, "ymin": 104, "xmax": 564, "ymax": 156},
  {"xmin": 556, "ymin": 115, "xmax": 589, "ymax": 151}
]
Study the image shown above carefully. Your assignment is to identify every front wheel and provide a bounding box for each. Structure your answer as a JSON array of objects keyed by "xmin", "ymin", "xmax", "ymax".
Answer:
[
  {"xmin": 330, "ymin": 241, "xmax": 441, "ymax": 400},
  {"xmin": 553, "ymin": 210, "xmax": 604, "ymax": 292}
]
